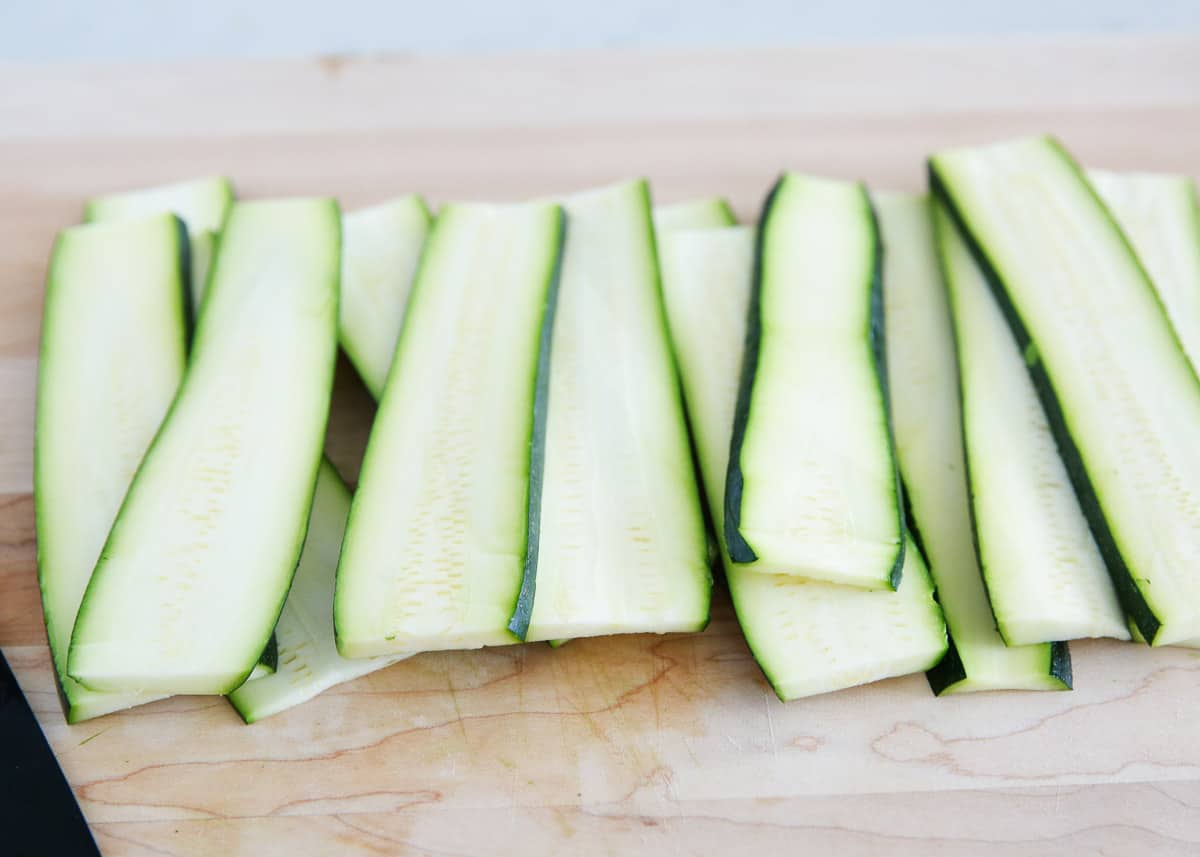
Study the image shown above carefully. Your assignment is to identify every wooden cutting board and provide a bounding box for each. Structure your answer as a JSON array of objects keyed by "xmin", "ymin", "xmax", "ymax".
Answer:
[{"xmin": 3, "ymin": 36, "xmax": 1200, "ymax": 856}]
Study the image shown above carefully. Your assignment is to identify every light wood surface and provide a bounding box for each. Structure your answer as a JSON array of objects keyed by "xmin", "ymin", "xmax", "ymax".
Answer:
[{"xmin": 3, "ymin": 36, "xmax": 1200, "ymax": 856}]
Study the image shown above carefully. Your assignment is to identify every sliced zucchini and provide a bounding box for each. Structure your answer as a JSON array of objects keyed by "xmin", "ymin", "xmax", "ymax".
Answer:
[
  {"xmin": 654, "ymin": 198, "xmax": 737, "ymax": 231},
  {"xmin": 35, "ymin": 215, "xmax": 188, "ymax": 722},
  {"xmin": 339, "ymin": 196, "xmax": 432, "ymax": 398},
  {"xmin": 335, "ymin": 200, "xmax": 564, "ymax": 656},
  {"xmin": 509, "ymin": 180, "xmax": 710, "ymax": 642},
  {"xmin": 68, "ymin": 198, "xmax": 341, "ymax": 695},
  {"xmin": 87, "ymin": 177, "xmax": 281, "ymax": 686},
  {"xmin": 931, "ymin": 135, "xmax": 1200, "ymax": 646},
  {"xmin": 724, "ymin": 174, "xmax": 903, "ymax": 589},
  {"xmin": 84, "ymin": 176, "xmax": 233, "ymax": 312},
  {"xmin": 933, "ymin": 198, "xmax": 1128, "ymax": 645},
  {"xmin": 229, "ymin": 461, "xmax": 404, "ymax": 722},
  {"xmin": 1090, "ymin": 170, "xmax": 1200, "ymax": 373},
  {"xmin": 881, "ymin": 191, "xmax": 1071, "ymax": 693},
  {"xmin": 660, "ymin": 223, "xmax": 947, "ymax": 701}
]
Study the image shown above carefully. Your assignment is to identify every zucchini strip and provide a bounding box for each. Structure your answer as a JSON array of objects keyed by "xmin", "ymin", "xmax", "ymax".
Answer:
[
  {"xmin": 933, "ymin": 197, "xmax": 1128, "ymax": 645},
  {"xmin": 338, "ymin": 196, "xmax": 432, "ymax": 398},
  {"xmin": 35, "ymin": 215, "xmax": 189, "ymax": 722},
  {"xmin": 724, "ymin": 174, "xmax": 904, "ymax": 589},
  {"xmin": 68, "ymin": 198, "xmax": 341, "ymax": 694},
  {"xmin": 931, "ymin": 135, "xmax": 1200, "ymax": 646},
  {"xmin": 509, "ymin": 180, "xmax": 710, "ymax": 642},
  {"xmin": 881, "ymin": 190, "xmax": 1071, "ymax": 692},
  {"xmin": 335, "ymin": 200, "xmax": 564, "ymax": 655}
]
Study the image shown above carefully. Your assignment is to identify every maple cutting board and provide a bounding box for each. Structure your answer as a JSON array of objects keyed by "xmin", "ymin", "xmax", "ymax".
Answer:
[{"xmin": 3, "ymin": 36, "xmax": 1200, "ymax": 857}]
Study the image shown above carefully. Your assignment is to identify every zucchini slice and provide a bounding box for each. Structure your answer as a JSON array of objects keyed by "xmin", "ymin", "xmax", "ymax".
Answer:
[
  {"xmin": 509, "ymin": 180, "xmax": 710, "ymax": 642},
  {"xmin": 931, "ymin": 135, "xmax": 1200, "ymax": 646},
  {"xmin": 724, "ymin": 174, "xmax": 903, "ymax": 589},
  {"xmin": 335, "ymin": 200, "xmax": 564, "ymax": 656},
  {"xmin": 88, "ymin": 177, "xmax": 279, "ymax": 688},
  {"xmin": 660, "ymin": 223, "xmax": 947, "ymax": 701},
  {"xmin": 881, "ymin": 191, "xmax": 1071, "ymax": 693},
  {"xmin": 67, "ymin": 198, "xmax": 341, "ymax": 695},
  {"xmin": 84, "ymin": 176, "xmax": 233, "ymax": 312},
  {"xmin": 1090, "ymin": 170, "xmax": 1200, "ymax": 373},
  {"xmin": 654, "ymin": 198, "xmax": 737, "ymax": 232},
  {"xmin": 933, "ymin": 198, "xmax": 1128, "ymax": 645},
  {"xmin": 229, "ymin": 461, "xmax": 403, "ymax": 722},
  {"xmin": 339, "ymin": 196, "xmax": 432, "ymax": 398},
  {"xmin": 35, "ymin": 215, "xmax": 188, "ymax": 722}
]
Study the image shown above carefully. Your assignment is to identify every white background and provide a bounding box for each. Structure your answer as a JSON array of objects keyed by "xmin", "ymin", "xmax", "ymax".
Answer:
[{"xmin": 4, "ymin": 0, "xmax": 1200, "ymax": 62}]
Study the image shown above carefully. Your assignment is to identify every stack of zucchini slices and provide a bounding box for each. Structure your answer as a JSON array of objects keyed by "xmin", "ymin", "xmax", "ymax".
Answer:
[{"xmin": 35, "ymin": 133, "xmax": 1200, "ymax": 724}]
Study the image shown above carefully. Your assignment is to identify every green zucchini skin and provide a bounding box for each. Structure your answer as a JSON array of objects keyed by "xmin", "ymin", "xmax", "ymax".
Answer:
[
  {"xmin": 507, "ymin": 212, "xmax": 568, "ymax": 640},
  {"xmin": 866, "ymin": 198, "xmax": 907, "ymax": 589},
  {"xmin": 928, "ymin": 154, "xmax": 1160, "ymax": 643},
  {"xmin": 722, "ymin": 177, "xmax": 780, "ymax": 564}
]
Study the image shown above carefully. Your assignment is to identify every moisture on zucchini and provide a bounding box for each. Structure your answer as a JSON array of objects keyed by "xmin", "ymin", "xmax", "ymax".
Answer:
[
  {"xmin": 880, "ymin": 190, "xmax": 1072, "ymax": 693},
  {"xmin": 654, "ymin": 197, "xmax": 737, "ymax": 232},
  {"xmin": 339, "ymin": 196, "xmax": 432, "ymax": 398},
  {"xmin": 934, "ymin": 198, "xmax": 1128, "ymax": 645},
  {"xmin": 931, "ymin": 135, "xmax": 1200, "ymax": 646},
  {"xmin": 724, "ymin": 173, "xmax": 903, "ymax": 589},
  {"xmin": 335, "ymin": 200, "xmax": 564, "ymax": 656},
  {"xmin": 35, "ymin": 215, "xmax": 188, "ymax": 723},
  {"xmin": 660, "ymin": 223, "xmax": 947, "ymax": 701},
  {"xmin": 878, "ymin": 190, "xmax": 1075, "ymax": 691},
  {"xmin": 229, "ymin": 461, "xmax": 408, "ymax": 722},
  {"xmin": 67, "ymin": 198, "xmax": 341, "ymax": 695},
  {"xmin": 1090, "ymin": 170, "xmax": 1200, "ymax": 373},
  {"xmin": 84, "ymin": 176, "xmax": 233, "ymax": 313},
  {"xmin": 509, "ymin": 179, "xmax": 711, "ymax": 642}
]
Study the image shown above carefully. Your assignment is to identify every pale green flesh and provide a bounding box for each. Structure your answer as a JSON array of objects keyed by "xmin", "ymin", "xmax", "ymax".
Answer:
[
  {"xmin": 1090, "ymin": 170, "xmax": 1200, "ymax": 374},
  {"xmin": 67, "ymin": 198, "xmax": 341, "ymax": 695},
  {"xmin": 934, "ymin": 199, "xmax": 1128, "ymax": 645},
  {"xmin": 880, "ymin": 191, "xmax": 1068, "ymax": 692},
  {"xmin": 230, "ymin": 461, "xmax": 407, "ymax": 722},
  {"xmin": 339, "ymin": 196, "xmax": 432, "ymax": 398},
  {"xmin": 84, "ymin": 176, "xmax": 232, "ymax": 236},
  {"xmin": 523, "ymin": 180, "xmax": 709, "ymax": 641},
  {"xmin": 933, "ymin": 137, "xmax": 1200, "ymax": 645},
  {"xmin": 653, "ymin": 198, "xmax": 737, "ymax": 231},
  {"xmin": 335, "ymin": 201, "xmax": 563, "ymax": 656},
  {"xmin": 35, "ymin": 216, "xmax": 187, "ymax": 722},
  {"xmin": 735, "ymin": 175, "xmax": 900, "ymax": 588},
  {"xmin": 660, "ymin": 224, "xmax": 946, "ymax": 701}
]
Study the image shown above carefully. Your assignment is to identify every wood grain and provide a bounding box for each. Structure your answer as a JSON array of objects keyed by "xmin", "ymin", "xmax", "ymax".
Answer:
[{"xmin": 3, "ymin": 36, "xmax": 1200, "ymax": 856}]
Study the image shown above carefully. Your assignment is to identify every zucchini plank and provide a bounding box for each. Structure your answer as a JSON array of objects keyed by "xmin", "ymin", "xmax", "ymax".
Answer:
[
  {"xmin": 724, "ymin": 174, "xmax": 903, "ymax": 589},
  {"xmin": 660, "ymin": 223, "xmax": 947, "ymax": 701},
  {"xmin": 881, "ymin": 191, "xmax": 1071, "ymax": 692},
  {"xmin": 229, "ymin": 461, "xmax": 403, "ymax": 722},
  {"xmin": 931, "ymin": 136, "xmax": 1200, "ymax": 646},
  {"xmin": 68, "ymin": 198, "xmax": 341, "ymax": 695},
  {"xmin": 335, "ymin": 201, "xmax": 564, "ymax": 656},
  {"xmin": 35, "ymin": 215, "xmax": 188, "ymax": 722},
  {"xmin": 339, "ymin": 196, "xmax": 432, "ymax": 398},
  {"xmin": 84, "ymin": 176, "xmax": 233, "ymax": 312},
  {"xmin": 933, "ymin": 198, "xmax": 1128, "ymax": 645},
  {"xmin": 1090, "ymin": 170, "xmax": 1200, "ymax": 373},
  {"xmin": 89, "ymin": 178, "xmax": 279, "ymax": 687},
  {"xmin": 509, "ymin": 180, "xmax": 710, "ymax": 642}
]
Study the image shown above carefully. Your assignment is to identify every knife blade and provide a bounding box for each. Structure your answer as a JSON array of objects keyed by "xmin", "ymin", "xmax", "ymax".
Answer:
[{"xmin": 0, "ymin": 650, "xmax": 101, "ymax": 857}]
